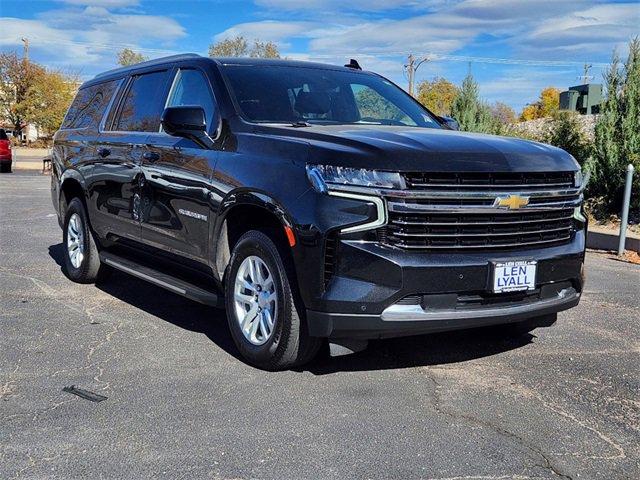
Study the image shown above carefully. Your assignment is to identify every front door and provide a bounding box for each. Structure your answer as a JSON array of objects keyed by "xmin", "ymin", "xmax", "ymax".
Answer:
[{"xmin": 139, "ymin": 67, "xmax": 219, "ymax": 262}]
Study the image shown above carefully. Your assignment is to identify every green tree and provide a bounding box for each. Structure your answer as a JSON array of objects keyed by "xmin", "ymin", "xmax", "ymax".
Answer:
[
  {"xmin": 117, "ymin": 48, "xmax": 147, "ymax": 66},
  {"xmin": 590, "ymin": 38, "xmax": 640, "ymax": 211},
  {"xmin": 209, "ymin": 36, "xmax": 280, "ymax": 58},
  {"xmin": 416, "ymin": 77, "xmax": 457, "ymax": 116},
  {"xmin": 450, "ymin": 72, "xmax": 495, "ymax": 133}
]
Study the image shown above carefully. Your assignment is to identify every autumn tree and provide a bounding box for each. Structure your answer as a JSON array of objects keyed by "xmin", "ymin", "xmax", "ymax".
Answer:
[
  {"xmin": 209, "ymin": 36, "xmax": 280, "ymax": 58},
  {"xmin": 0, "ymin": 52, "xmax": 77, "ymax": 137},
  {"xmin": 27, "ymin": 70, "xmax": 78, "ymax": 134},
  {"xmin": 117, "ymin": 48, "xmax": 148, "ymax": 66},
  {"xmin": 0, "ymin": 52, "xmax": 44, "ymax": 136},
  {"xmin": 416, "ymin": 77, "xmax": 457, "ymax": 116},
  {"xmin": 520, "ymin": 87, "xmax": 560, "ymax": 120},
  {"xmin": 251, "ymin": 40, "xmax": 280, "ymax": 59},
  {"xmin": 490, "ymin": 102, "xmax": 516, "ymax": 125}
]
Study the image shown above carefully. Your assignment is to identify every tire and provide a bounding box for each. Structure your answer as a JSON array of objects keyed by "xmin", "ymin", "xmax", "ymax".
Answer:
[
  {"xmin": 495, "ymin": 314, "xmax": 557, "ymax": 337},
  {"xmin": 225, "ymin": 230, "xmax": 321, "ymax": 370},
  {"xmin": 62, "ymin": 197, "xmax": 104, "ymax": 283},
  {"xmin": 0, "ymin": 162, "xmax": 11, "ymax": 173}
]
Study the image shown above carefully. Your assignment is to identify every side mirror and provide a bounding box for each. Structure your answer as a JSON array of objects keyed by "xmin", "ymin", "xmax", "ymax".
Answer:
[
  {"xmin": 161, "ymin": 106, "xmax": 214, "ymax": 148},
  {"xmin": 440, "ymin": 116, "xmax": 460, "ymax": 131}
]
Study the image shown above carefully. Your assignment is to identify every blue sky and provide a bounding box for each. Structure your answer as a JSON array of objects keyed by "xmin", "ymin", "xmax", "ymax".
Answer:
[{"xmin": 1, "ymin": 0, "xmax": 638, "ymax": 111}]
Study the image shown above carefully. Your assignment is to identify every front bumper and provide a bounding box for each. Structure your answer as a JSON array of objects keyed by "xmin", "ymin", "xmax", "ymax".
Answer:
[
  {"xmin": 308, "ymin": 286, "xmax": 579, "ymax": 339},
  {"xmin": 306, "ymin": 229, "xmax": 585, "ymax": 339}
]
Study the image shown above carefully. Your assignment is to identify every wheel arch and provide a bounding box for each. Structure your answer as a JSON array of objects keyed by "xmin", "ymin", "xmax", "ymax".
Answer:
[{"xmin": 213, "ymin": 190, "xmax": 297, "ymax": 284}]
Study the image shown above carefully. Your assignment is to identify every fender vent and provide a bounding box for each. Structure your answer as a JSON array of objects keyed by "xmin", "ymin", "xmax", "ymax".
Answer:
[{"xmin": 324, "ymin": 233, "xmax": 338, "ymax": 289}]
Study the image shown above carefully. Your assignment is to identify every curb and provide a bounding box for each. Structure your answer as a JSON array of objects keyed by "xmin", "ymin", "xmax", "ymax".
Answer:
[{"xmin": 587, "ymin": 228, "xmax": 640, "ymax": 253}]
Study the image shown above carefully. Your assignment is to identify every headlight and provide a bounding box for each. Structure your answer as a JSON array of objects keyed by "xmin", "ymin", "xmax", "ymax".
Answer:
[
  {"xmin": 574, "ymin": 170, "xmax": 583, "ymax": 188},
  {"xmin": 306, "ymin": 164, "xmax": 404, "ymax": 192}
]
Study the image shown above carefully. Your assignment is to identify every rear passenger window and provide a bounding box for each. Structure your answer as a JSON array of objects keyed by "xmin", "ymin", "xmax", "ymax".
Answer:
[
  {"xmin": 115, "ymin": 70, "xmax": 170, "ymax": 132},
  {"xmin": 166, "ymin": 69, "xmax": 216, "ymax": 128},
  {"xmin": 62, "ymin": 80, "xmax": 118, "ymax": 130}
]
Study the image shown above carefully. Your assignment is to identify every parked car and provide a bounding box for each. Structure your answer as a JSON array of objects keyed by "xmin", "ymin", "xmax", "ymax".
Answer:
[
  {"xmin": 51, "ymin": 54, "xmax": 587, "ymax": 369},
  {"xmin": 0, "ymin": 129, "xmax": 12, "ymax": 173}
]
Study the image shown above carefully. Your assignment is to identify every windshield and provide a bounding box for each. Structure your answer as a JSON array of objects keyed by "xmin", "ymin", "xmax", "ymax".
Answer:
[{"xmin": 221, "ymin": 64, "xmax": 441, "ymax": 128}]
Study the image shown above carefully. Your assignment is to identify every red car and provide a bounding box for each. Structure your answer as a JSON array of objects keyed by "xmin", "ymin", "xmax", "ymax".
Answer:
[{"xmin": 0, "ymin": 129, "xmax": 12, "ymax": 173}]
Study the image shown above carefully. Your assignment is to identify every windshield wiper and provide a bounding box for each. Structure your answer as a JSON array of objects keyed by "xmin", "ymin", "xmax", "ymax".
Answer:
[{"xmin": 290, "ymin": 121, "xmax": 311, "ymax": 128}]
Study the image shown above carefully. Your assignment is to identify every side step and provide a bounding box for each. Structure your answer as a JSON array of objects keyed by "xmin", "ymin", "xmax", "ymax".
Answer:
[{"xmin": 99, "ymin": 251, "xmax": 222, "ymax": 307}]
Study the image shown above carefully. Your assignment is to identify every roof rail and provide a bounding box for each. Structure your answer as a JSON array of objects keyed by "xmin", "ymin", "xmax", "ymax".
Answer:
[{"xmin": 93, "ymin": 53, "xmax": 202, "ymax": 79}]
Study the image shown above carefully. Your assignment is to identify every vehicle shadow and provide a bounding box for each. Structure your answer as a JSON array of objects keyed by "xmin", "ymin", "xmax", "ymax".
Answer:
[{"xmin": 48, "ymin": 243, "xmax": 536, "ymax": 374}]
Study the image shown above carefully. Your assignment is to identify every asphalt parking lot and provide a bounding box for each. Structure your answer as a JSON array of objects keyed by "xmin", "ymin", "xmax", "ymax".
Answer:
[{"xmin": 1, "ymin": 171, "xmax": 639, "ymax": 479}]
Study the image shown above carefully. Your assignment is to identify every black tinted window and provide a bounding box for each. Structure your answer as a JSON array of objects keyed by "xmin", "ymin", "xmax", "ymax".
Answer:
[
  {"xmin": 115, "ymin": 70, "xmax": 170, "ymax": 132},
  {"xmin": 62, "ymin": 80, "xmax": 118, "ymax": 130},
  {"xmin": 222, "ymin": 65, "xmax": 440, "ymax": 128},
  {"xmin": 167, "ymin": 69, "xmax": 216, "ymax": 128}
]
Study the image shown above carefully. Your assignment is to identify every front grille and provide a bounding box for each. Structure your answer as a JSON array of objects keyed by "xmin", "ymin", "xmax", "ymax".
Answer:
[
  {"xmin": 403, "ymin": 171, "xmax": 574, "ymax": 190},
  {"xmin": 378, "ymin": 171, "xmax": 582, "ymax": 251}
]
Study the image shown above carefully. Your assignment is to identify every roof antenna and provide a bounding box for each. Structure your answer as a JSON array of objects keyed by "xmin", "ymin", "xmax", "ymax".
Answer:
[{"xmin": 344, "ymin": 59, "xmax": 362, "ymax": 70}]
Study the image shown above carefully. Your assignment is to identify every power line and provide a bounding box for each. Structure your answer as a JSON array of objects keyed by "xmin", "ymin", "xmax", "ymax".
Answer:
[{"xmin": 18, "ymin": 36, "xmax": 610, "ymax": 69}]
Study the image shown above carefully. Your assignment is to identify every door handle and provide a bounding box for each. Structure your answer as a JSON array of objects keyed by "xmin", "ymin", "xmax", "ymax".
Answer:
[
  {"xmin": 143, "ymin": 151, "xmax": 160, "ymax": 163},
  {"xmin": 97, "ymin": 147, "xmax": 110, "ymax": 158}
]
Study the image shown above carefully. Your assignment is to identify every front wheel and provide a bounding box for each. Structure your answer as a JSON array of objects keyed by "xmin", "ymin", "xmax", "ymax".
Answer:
[
  {"xmin": 225, "ymin": 230, "xmax": 321, "ymax": 370},
  {"xmin": 62, "ymin": 197, "xmax": 104, "ymax": 283}
]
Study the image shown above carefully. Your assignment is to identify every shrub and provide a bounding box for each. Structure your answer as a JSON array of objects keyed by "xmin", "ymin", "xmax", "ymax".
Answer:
[{"xmin": 543, "ymin": 111, "xmax": 593, "ymax": 166}]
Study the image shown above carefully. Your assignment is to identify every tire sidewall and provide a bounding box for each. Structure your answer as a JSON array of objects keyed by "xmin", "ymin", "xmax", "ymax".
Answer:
[
  {"xmin": 62, "ymin": 198, "xmax": 93, "ymax": 281},
  {"xmin": 225, "ymin": 232, "xmax": 293, "ymax": 366}
]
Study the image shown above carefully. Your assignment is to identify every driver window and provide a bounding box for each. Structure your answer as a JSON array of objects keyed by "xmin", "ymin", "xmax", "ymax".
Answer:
[
  {"xmin": 351, "ymin": 84, "xmax": 417, "ymax": 126},
  {"xmin": 166, "ymin": 69, "xmax": 216, "ymax": 129}
]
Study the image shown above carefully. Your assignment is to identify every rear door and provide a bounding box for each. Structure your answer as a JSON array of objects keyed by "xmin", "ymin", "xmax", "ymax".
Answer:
[
  {"xmin": 91, "ymin": 69, "xmax": 172, "ymax": 242},
  {"xmin": 139, "ymin": 66, "xmax": 219, "ymax": 262}
]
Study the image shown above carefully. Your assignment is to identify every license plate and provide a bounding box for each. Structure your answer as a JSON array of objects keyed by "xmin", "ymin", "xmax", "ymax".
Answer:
[{"xmin": 492, "ymin": 260, "xmax": 537, "ymax": 293}]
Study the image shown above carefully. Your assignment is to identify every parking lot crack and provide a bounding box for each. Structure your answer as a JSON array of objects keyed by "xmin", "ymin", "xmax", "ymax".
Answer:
[{"xmin": 420, "ymin": 367, "xmax": 574, "ymax": 480}]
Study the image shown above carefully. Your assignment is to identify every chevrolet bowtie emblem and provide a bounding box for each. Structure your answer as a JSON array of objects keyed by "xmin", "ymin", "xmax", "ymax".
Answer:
[{"xmin": 494, "ymin": 194, "xmax": 530, "ymax": 210}]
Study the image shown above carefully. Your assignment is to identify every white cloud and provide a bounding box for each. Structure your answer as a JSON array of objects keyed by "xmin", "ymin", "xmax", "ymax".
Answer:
[
  {"xmin": 254, "ymin": 0, "xmax": 439, "ymax": 11},
  {"xmin": 59, "ymin": 0, "xmax": 140, "ymax": 7},
  {"xmin": 0, "ymin": 5, "xmax": 186, "ymax": 70}
]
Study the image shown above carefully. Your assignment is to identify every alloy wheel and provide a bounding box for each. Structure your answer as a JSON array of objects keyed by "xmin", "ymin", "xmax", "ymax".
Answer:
[
  {"xmin": 67, "ymin": 213, "xmax": 85, "ymax": 269},
  {"xmin": 233, "ymin": 255, "xmax": 277, "ymax": 346}
]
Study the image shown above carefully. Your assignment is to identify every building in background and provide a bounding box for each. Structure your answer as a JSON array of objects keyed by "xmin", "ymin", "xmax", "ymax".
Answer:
[{"xmin": 559, "ymin": 84, "xmax": 602, "ymax": 115}]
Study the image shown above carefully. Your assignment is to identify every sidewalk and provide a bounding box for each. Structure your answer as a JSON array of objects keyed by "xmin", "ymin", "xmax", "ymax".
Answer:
[{"xmin": 11, "ymin": 147, "xmax": 50, "ymax": 171}]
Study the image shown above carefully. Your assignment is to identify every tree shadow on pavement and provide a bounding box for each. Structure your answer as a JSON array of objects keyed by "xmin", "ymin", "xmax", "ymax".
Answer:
[{"xmin": 48, "ymin": 242, "xmax": 536, "ymax": 374}]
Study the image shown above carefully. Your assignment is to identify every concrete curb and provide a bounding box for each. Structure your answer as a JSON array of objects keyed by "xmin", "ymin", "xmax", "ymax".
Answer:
[{"xmin": 587, "ymin": 227, "xmax": 640, "ymax": 253}]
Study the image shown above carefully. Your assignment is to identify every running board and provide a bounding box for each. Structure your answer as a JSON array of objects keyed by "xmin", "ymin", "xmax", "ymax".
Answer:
[{"xmin": 99, "ymin": 252, "xmax": 222, "ymax": 307}]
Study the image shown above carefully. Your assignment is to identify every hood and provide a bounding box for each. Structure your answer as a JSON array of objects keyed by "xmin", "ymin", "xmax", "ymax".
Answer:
[{"xmin": 256, "ymin": 124, "xmax": 578, "ymax": 173}]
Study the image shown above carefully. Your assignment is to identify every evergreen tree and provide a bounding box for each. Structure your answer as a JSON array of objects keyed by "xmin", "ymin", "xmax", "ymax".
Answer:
[
  {"xmin": 592, "ymin": 37, "xmax": 640, "ymax": 211},
  {"xmin": 450, "ymin": 71, "xmax": 495, "ymax": 134}
]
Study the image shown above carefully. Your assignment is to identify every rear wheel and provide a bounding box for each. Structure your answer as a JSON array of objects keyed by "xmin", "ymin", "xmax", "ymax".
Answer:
[
  {"xmin": 225, "ymin": 230, "xmax": 321, "ymax": 370},
  {"xmin": 62, "ymin": 197, "xmax": 104, "ymax": 283},
  {"xmin": 0, "ymin": 161, "xmax": 11, "ymax": 173}
]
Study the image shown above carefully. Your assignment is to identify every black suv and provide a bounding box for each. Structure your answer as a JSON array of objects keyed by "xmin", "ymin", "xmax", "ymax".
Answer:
[{"xmin": 52, "ymin": 54, "xmax": 586, "ymax": 369}]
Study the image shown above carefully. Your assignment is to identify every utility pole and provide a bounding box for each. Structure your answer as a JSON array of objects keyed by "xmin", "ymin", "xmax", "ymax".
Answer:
[
  {"xmin": 577, "ymin": 63, "xmax": 593, "ymax": 85},
  {"xmin": 405, "ymin": 53, "xmax": 430, "ymax": 97},
  {"xmin": 21, "ymin": 37, "xmax": 29, "ymax": 62}
]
